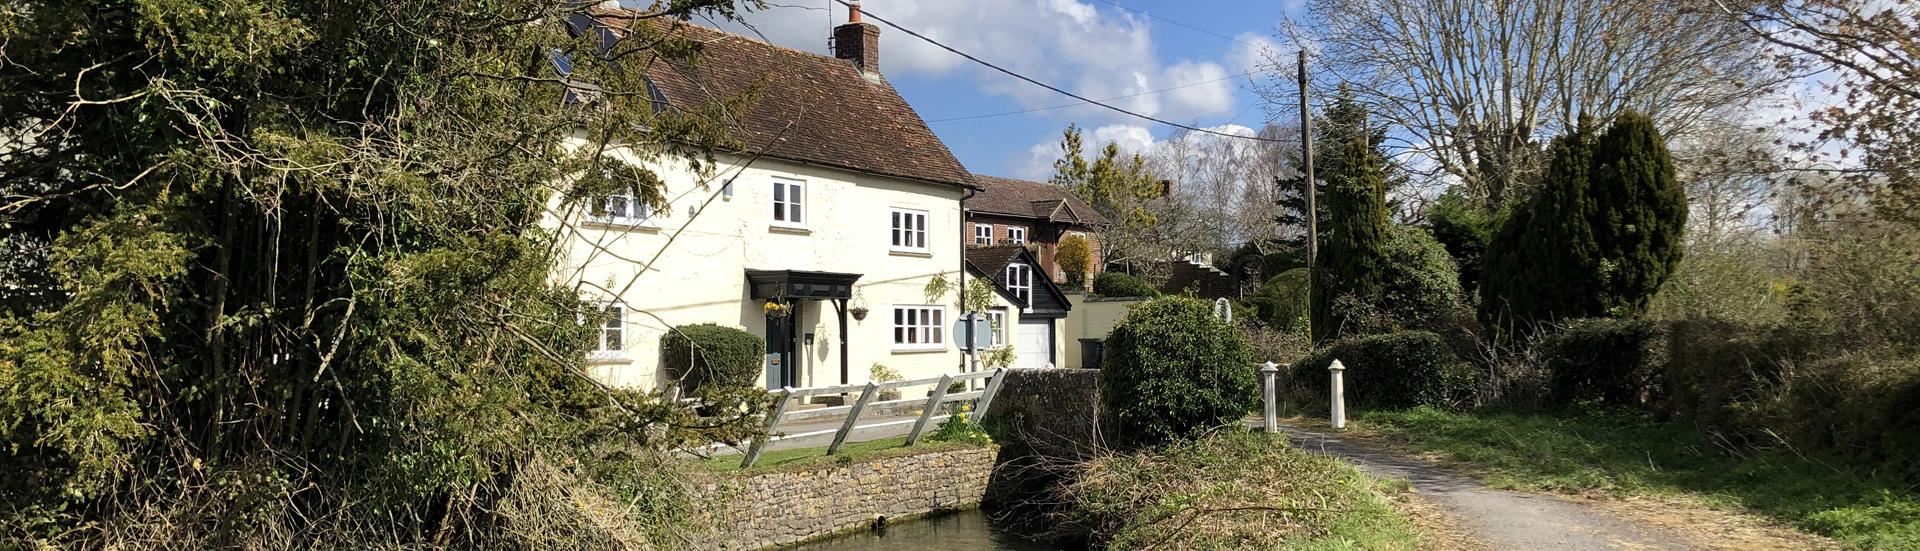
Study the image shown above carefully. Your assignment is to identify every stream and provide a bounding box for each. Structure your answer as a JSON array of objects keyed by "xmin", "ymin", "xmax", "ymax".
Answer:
[{"xmin": 785, "ymin": 509, "xmax": 1063, "ymax": 550}]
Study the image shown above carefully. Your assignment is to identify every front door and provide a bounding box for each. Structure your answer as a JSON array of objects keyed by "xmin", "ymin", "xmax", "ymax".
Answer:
[
  {"xmin": 765, "ymin": 311, "xmax": 790, "ymax": 388},
  {"xmin": 1016, "ymin": 319, "xmax": 1055, "ymax": 369}
]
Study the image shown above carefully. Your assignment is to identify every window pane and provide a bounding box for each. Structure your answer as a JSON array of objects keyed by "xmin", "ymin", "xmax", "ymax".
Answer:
[
  {"xmin": 773, "ymin": 201, "xmax": 783, "ymax": 220},
  {"xmin": 789, "ymin": 202, "xmax": 801, "ymax": 222},
  {"xmin": 773, "ymin": 183, "xmax": 784, "ymax": 202}
]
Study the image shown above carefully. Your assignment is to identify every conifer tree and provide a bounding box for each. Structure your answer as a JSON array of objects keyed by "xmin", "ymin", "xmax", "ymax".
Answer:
[
  {"xmin": 1480, "ymin": 111, "xmax": 1686, "ymax": 334},
  {"xmin": 1588, "ymin": 111, "xmax": 1688, "ymax": 314},
  {"xmin": 1311, "ymin": 137, "xmax": 1392, "ymax": 343}
]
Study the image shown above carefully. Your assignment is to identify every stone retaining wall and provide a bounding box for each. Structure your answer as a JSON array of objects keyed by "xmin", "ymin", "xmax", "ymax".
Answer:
[{"xmin": 689, "ymin": 446, "xmax": 997, "ymax": 550}]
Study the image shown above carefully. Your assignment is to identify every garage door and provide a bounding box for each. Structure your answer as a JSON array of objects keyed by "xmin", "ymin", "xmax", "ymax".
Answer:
[{"xmin": 1016, "ymin": 319, "xmax": 1054, "ymax": 369}]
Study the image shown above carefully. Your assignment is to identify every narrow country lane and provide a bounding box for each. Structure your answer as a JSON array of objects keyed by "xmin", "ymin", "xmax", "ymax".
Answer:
[{"xmin": 1279, "ymin": 425, "xmax": 1705, "ymax": 551}]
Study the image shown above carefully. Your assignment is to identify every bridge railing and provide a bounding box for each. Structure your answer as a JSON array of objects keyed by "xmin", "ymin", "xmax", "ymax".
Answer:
[{"xmin": 736, "ymin": 368, "xmax": 1007, "ymax": 468}]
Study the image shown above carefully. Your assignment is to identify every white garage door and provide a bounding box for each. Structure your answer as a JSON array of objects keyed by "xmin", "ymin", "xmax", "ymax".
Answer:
[{"xmin": 1016, "ymin": 319, "xmax": 1054, "ymax": 369}]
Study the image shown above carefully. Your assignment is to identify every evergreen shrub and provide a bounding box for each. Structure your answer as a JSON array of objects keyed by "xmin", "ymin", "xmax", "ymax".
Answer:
[
  {"xmin": 661, "ymin": 324, "xmax": 764, "ymax": 393},
  {"xmin": 1101, "ymin": 296, "xmax": 1258, "ymax": 447},
  {"xmin": 1291, "ymin": 331, "xmax": 1477, "ymax": 410},
  {"xmin": 1093, "ymin": 272, "xmax": 1157, "ymax": 298},
  {"xmin": 1538, "ymin": 318, "xmax": 1667, "ymax": 408}
]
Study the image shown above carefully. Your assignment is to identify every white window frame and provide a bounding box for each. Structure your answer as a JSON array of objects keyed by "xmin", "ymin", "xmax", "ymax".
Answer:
[
  {"xmin": 891, "ymin": 305, "xmax": 946, "ymax": 351},
  {"xmin": 891, "ymin": 208, "xmax": 930, "ymax": 253},
  {"xmin": 974, "ymin": 223, "xmax": 994, "ymax": 246},
  {"xmin": 1007, "ymin": 226, "xmax": 1027, "ymax": 245},
  {"xmin": 1005, "ymin": 263, "xmax": 1032, "ymax": 307},
  {"xmin": 985, "ymin": 308, "xmax": 1008, "ymax": 349},
  {"xmin": 588, "ymin": 301, "xmax": 626, "ymax": 360},
  {"xmin": 771, "ymin": 177, "xmax": 806, "ymax": 228},
  {"xmin": 588, "ymin": 193, "xmax": 655, "ymax": 227}
]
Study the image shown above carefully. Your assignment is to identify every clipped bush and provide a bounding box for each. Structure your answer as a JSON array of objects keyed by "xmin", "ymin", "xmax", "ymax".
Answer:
[
  {"xmin": 1093, "ymin": 271, "xmax": 1157, "ymax": 298},
  {"xmin": 1292, "ymin": 331, "xmax": 1478, "ymax": 410},
  {"xmin": 1101, "ymin": 296, "xmax": 1257, "ymax": 447},
  {"xmin": 660, "ymin": 323, "xmax": 763, "ymax": 393},
  {"xmin": 1538, "ymin": 318, "xmax": 1667, "ymax": 408},
  {"xmin": 1246, "ymin": 268, "xmax": 1308, "ymax": 330}
]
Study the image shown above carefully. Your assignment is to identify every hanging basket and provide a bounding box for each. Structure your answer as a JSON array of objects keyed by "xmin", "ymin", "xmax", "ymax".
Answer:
[
  {"xmin": 762, "ymin": 300, "xmax": 791, "ymax": 319},
  {"xmin": 849, "ymin": 306, "xmax": 870, "ymax": 321}
]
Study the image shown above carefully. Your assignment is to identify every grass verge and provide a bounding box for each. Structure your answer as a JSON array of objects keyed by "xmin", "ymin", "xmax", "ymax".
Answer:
[
  {"xmin": 1059, "ymin": 431, "xmax": 1422, "ymax": 550},
  {"xmin": 699, "ymin": 436, "xmax": 983, "ymax": 473},
  {"xmin": 1350, "ymin": 407, "xmax": 1920, "ymax": 550}
]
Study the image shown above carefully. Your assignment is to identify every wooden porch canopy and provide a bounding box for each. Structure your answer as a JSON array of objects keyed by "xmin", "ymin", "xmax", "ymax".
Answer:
[
  {"xmin": 745, "ymin": 269, "xmax": 863, "ymax": 385},
  {"xmin": 745, "ymin": 269, "xmax": 862, "ymax": 300}
]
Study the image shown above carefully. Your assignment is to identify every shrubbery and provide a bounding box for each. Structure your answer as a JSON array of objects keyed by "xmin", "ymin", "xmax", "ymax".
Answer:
[
  {"xmin": 1538, "ymin": 318, "xmax": 1668, "ymax": 408},
  {"xmin": 1101, "ymin": 296, "xmax": 1257, "ymax": 447},
  {"xmin": 1246, "ymin": 268, "xmax": 1308, "ymax": 331},
  {"xmin": 1291, "ymin": 331, "xmax": 1478, "ymax": 410},
  {"xmin": 1093, "ymin": 272, "xmax": 1157, "ymax": 298},
  {"xmin": 661, "ymin": 323, "xmax": 764, "ymax": 393}
]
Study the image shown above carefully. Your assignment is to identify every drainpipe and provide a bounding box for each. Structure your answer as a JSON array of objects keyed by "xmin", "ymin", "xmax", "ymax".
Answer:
[{"xmin": 959, "ymin": 186, "xmax": 978, "ymax": 374}]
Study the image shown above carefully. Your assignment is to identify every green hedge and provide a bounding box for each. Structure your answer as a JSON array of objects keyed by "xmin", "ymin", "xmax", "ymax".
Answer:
[
  {"xmin": 1292, "ymin": 331, "xmax": 1477, "ymax": 410},
  {"xmin": 1101, "ymin": 296, "xmax": 1257, "ymax": 447},
  {"xmin": 1539, "ymin": 318, "xmax": 1667, "ymax": 408},
  {"xmin": 1093, "ymin": 272, "xmax": 1157, "ymax": 298},
  {"xmin": 660, "ymin": 324, "xmax": 763, "ymax": 393}
]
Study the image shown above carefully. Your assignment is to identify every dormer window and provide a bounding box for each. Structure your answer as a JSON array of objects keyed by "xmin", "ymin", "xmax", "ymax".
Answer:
[{"xmin": 1005, "ymin": 263, "xmax": 1032, "ymax": 306}]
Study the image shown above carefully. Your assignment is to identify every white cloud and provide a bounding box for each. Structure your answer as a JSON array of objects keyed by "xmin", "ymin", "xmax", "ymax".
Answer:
[
  {"xmin": 1009, "ymin": 123, "xmax": 1157, "ymax": 180},
  {"xmin": 1227, "ymin": 32, "xmax": 1284, "ymax": 74},
  {"xmin": 708, "ymin": 0, "xmax": 1239, "ymax": 123},
  {"xmin": 1163, "ymin": 61, "xmax": 1236, "ymax": 116}
]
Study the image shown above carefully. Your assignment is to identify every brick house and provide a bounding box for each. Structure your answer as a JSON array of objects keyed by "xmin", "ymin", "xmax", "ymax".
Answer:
[{"xmin": 965, "ymin": 175, "xmax": 1109, "ymax": 286}]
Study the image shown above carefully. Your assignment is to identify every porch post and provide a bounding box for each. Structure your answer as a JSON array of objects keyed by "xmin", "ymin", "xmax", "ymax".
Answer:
[{"xmin": 833, "ymin": 298, "xmax": 849, "ymax": 385}]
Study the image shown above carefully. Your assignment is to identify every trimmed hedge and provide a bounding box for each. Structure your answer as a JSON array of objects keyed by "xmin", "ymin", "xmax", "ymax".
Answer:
[
  {"xmin": 660, "ymin": 323, "xmax": 763, "ymax": 393},
  {"xmin": 1539, "ymin": 318, "xmax": 1667, "ymax": 408},
  {"xmin": 1292, "ymin": 331, "xmax": 1477, "ymax": 410},
  {"xmin": 1093, "ymin": 272, "xmax": 1157, "ymax": 298},
  {"xmin": 1101, "ymin": 296, "xmax": 1258, "ymax": 447}
]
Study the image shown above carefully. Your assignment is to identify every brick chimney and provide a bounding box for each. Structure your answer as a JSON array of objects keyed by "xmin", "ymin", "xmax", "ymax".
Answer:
[{"xmin": 833, "ymin": 2, "xmax": 880, "ymax": 75}]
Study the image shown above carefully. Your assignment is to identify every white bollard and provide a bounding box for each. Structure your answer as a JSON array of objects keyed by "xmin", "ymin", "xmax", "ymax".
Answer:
[
  {"xmin": 1260, "ymin": 361, "xmax": 1279, "ymax": 433},
  {"xmin": 1329, "ymin": 359, "xmax": 1347, "ymax": 430}
]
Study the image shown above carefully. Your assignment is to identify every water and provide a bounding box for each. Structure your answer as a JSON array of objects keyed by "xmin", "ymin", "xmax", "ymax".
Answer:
[{"xmin": 786, "ymin": 509, "xmax": 1065, "ymax": 550}]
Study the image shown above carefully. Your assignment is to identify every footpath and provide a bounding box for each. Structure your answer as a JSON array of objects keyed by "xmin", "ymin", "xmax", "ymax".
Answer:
[{"xmin": 1280, "ymin": 424, "xmax": 1707, "ymax": 551}]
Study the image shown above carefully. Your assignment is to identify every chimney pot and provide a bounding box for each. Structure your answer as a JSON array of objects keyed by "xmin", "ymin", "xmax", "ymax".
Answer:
[{"xmin": 848, "ymin": 2, "xmax": 861, "ymax": 23}]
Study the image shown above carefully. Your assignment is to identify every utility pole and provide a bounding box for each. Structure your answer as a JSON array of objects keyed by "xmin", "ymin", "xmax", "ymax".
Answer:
[{"xmin": 1297, "ymin": 49, "xmax": 1317, "ymax": 343}]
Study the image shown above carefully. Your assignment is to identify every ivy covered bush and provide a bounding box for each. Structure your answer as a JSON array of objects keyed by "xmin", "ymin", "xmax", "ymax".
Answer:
[
  {"xmin": 1093, "ymin": 272, "xmax": 1157, "ymax": 298},
  {"xmin": 1101, "ymin": 296, "xmax": 1257, "ymax": 447},
  {"xmin": 1292, "ymin": 331, "xmax": 1477, "ymax": 410},
  {"xmin": 661, "ymin": 323, "xmax": 764, "ymax": 393},
  {"xmin": 1538, "ymin": 318, "xmax": 1667, "ymax": 408}
]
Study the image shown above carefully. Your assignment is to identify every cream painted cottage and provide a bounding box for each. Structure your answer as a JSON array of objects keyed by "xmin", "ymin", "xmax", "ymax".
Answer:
[{"xmin": 543, "ymin": 7, "xmax": 1067, "ymax": 393}]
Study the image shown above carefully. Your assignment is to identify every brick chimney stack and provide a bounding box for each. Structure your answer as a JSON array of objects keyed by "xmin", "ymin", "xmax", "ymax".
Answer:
[{"xmin": 833, "ymin": 2, "xmax": 880, "ymax": 74}]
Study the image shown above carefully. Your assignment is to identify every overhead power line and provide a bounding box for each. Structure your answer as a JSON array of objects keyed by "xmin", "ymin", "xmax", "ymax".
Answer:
[
  {"xmin": 837, "ymin": 0, "xmax": 1293, "ymax": 144},
  {"xmin": 926, "ymin": 71, "xmax": 1253, "ymax": 123}
]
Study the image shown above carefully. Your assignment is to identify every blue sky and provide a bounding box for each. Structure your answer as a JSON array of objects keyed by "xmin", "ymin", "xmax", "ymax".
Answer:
[{"xmin": 706, "ymin": 0, "xmax": 1306, "ymax": 180}]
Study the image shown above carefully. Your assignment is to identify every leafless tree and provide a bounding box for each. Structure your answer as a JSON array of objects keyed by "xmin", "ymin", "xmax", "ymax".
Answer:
[
  {"xmin": 1262, "ymin": 0, "xmax": 1782, "ymax": 208},
  {"xmin": 1721, "ymin": 0, "xmax": 1920, "ymax": 222}
]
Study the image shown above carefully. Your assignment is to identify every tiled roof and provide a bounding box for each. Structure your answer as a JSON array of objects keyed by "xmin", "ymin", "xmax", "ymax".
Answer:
[
  {"xmin": 964, "ymin": 244, "xmax": 1028, "ymax": 275},
  {"xmin": 968, "ymin": 175, "xmax": 1109, "ymax": 226},
  {"xmin": 595, "ymin": 13, "xmax": 973, "ymax": 188}
]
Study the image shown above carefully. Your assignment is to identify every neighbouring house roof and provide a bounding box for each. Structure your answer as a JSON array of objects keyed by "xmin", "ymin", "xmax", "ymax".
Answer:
[
  {"xmin": 968, "ymin": 175, "xmax": 1109, "ymax": 227},
  {"xmin": 584, "ymin": 12, "xmax": 974, "ymax": 189},
  {"xmin": 965, "ymin": 245, "xmax": 1072, "ymax": 315}
]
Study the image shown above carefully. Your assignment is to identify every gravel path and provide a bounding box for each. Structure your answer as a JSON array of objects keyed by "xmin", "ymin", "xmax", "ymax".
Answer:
[{"xmin": 1279, "ymin": 425, "xmax": 1703, "ymax": 551}]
